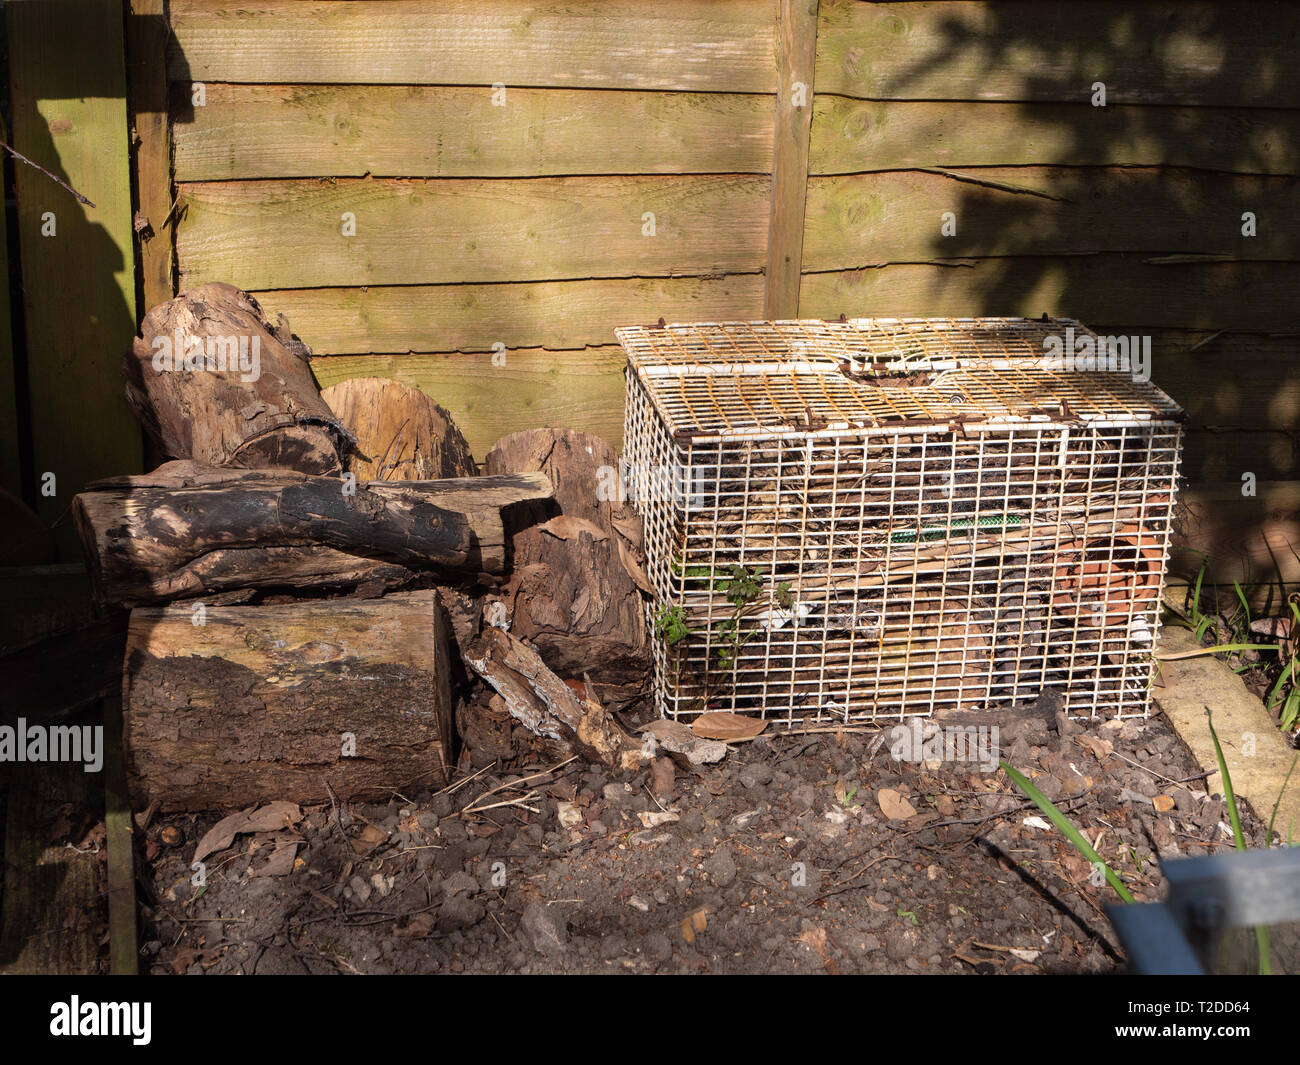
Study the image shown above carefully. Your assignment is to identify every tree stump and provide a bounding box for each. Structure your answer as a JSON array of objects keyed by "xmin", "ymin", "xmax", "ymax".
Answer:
[
  {"xmin": 122, "ymin": 590, "xmax": 454, "ymax": 811},
  {"xmin": 124, "ymin": 283, "xmax": 347, "ymax": 474},
  {"xmin": 485, "ymin": 428, "xmax": 651, "ymax": 711}
]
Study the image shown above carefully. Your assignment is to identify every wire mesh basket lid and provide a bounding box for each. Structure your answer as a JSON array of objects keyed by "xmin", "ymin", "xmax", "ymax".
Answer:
[{"xmin": 616, "ymin": 317, "xmax": 1185, "ymax": 438}]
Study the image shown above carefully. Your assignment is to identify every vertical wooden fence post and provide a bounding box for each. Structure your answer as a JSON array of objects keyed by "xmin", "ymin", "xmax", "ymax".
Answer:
[
  {"xmin": 127, "ymin": 0, "xmax": 176, "ymax": 313},
  {"xmin": 764, "ymin": 0, "xmax": 820, "ymax": 319}
]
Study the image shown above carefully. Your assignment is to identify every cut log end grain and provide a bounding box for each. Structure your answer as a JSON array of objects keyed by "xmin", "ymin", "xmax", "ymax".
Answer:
[
  {"xmin": 321, "ymin": 376, "xmax": 476, "ymax": 480},
  {"xmin": 122, "ymin": 590, "xmax": 454, "ymax": 812}
]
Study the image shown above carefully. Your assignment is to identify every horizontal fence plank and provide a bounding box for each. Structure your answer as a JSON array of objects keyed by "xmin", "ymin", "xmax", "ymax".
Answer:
[
  {"xmin": 1117, "ymin": 330, "xmax": 1300, "ymax": 433},
  {"xmin": 810, "ymin": 98, "xmax": 1300, "ymax": 176},
  {"xmin": 174, "ymin": 84, "xmax": 774, "ymax": 180},
  {"xmin": 256, "ymin": 275, "xmax": 764, "ymax": 356},
  {"xmin": 169, "ymin": 0, "xmax": 778, "ymax": 92},
  {"xmin": 311, "ymin": 346, "xmax": 627, "ymax": 459},
  {"xmin": 1173, "ymin": 481, "xmax": 1300, "ymax": 599},
  {"xmin": 802, "ymin": 168, "xmax": 1300, "ymax": 269},
  {"xmin": 1086, "ymin": 329, "xmax": 1299, "ymax": 483},
  {"xmin": 799, "ymin": 258, "xmax": 1300, "ymax": 333},
  {"xmin": 177, "ymin": 175, "xmax": 770, "ymax": 289},
  {"xmin": 815, "ymin": 1, "xmax": 1300, "ymax": 105},
  {"xmin": 1180, "ymin": 430, "xmax": 1297, "ymax": 485}
]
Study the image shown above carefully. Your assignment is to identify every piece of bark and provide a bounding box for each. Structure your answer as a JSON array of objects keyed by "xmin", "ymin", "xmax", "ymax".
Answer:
[
  {"xmin": 321, "ymin": 377, "xmax": 476, "ymax": 480},
  {"xmin": 644, "ymin": 720, "xmax": 728, "ymax": 766},
  {"xmin": 461, "ymin": 627, "xmax": 643, "ymax": 770},
  {"xmin": 505, "ymin": 520, "xmax": 651, "ymax": 708},
  {"xmin": 72, "ymin": 460, "xmax": 552, "ymax": 607},
  {"xmin": 124, "ymin": 282, "xmax": 347, "ymax": 474},
  {"xmin": 434, "ymin": 585, "xmax": 484, "ymax": 654},
  {"xmin": 484, "ymin": 428, "xmax": 651, "ymax": 710},
  {"xmin": 122, "ymin": 590, "xmax": 453, "ymax": 812}
]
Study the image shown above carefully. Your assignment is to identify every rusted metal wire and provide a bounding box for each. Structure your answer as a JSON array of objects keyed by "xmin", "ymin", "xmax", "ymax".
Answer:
[{"xmin": 619, "ymin": 318, "xmax": 1184, "ymax": 727}]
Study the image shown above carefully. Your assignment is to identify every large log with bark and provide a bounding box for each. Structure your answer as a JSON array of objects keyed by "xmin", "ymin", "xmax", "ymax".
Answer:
[
  {"xmin": 122, "ymin": 591, "xmax": 454, "ymax": 811},
  {"xmin": 124, "ymin": 283, "xmax": 348, "ymax": 474},
  {"xmin": 321, "ymin": 377, "xmax": 476, "ymax": 480},
  {"xmin": 485, "ymin": 428, "xmax": 651, "ymax": 711},
  {"xmin": 72, "ymin": 460, "xmax": 552, "ymax": 607}
]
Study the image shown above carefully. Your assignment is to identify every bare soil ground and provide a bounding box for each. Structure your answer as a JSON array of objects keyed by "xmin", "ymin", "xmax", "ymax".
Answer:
[{"xmin": 139, "ymin": 706, "xmax": 1290, "ymax": 975}]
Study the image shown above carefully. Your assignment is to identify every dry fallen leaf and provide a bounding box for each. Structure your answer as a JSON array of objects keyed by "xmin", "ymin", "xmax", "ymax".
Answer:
[
  {"xmin": 538, "ymin": 515, "xmax": 608, "ymax": 542},
  {"xmin": 680, "ymin": 907, "xmax": 708, "ymax": 943},
  {"xmin": 193, "ymin": 801, "xmax": 301, "ymax": 864},
  {"xmin": 799, "ymin": 924, "xmax": 827, "ymax": 949},
  {"xmin": 1076, "ymin": 734, "xmax": 1114, "ymax": 760},
  {"xmin": 877, "ymin": 788, "xmax": 917, "ymax": 820},
  {"xmin": 691, "ymin": 711, "xmax": 768, "ymax": 742},
  {"xmin": 610, "ymin": 512, "xmax": 643, "ymax": 548},
  {"xmin": 396, "ymin": 912, "xmax": 435, "ymax": 938},
  {"xmin": 1153, "ymin": 794, "xmax": 1175, "ymax": 813},
  {"xmin": 350, "ymin": 822, "xmax": 388, "ymax": 856},
  {"xmin": 250, "ymin": 841, "xmax": 300, "ymax": 877},
  {"xmin": 617, "ymin": 539, "xmax": 656, "ymax": 595}
]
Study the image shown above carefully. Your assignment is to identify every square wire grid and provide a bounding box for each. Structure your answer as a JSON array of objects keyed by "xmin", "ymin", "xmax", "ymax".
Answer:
[{"xmin": 619, "ymin": 318, "xmax": 1184, "ymax": 727}]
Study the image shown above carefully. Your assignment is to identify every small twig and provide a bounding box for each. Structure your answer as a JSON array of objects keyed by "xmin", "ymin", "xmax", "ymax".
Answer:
[
  {"xmin": 886, "ymin": 795, "xmax": 1085, "ymax": 835},
  {"xmin": 434, "ymin": 761, "xmax": 496, "ymax": 797},
  {"xmin": 458, "ymin": 756, "xmax": 577, "ymax": 814},
  {"xmin": 814, "ymin": 852, "xmax": 901, "ymax": 901},
  {"xmin": 770, "ymin": 725, "xmax": 884, "ymax": 738},
  {"xmin": 323, "ymin": 779, "xmax": 347, "ymax": 841},
  {"xmin": 643, "ymin": 783, "xmax": 668, "ymax": 813},
  {"xmin": 1104, "ymin": 747, "xmax": 1186, "ymax": 785},
  {"xmin": 0, "ymin": 139, "xmax": 95, "ymax": 207},
  {"xmin": 461, "ymin": 793, "xmax": 542, "ymax": 816}
]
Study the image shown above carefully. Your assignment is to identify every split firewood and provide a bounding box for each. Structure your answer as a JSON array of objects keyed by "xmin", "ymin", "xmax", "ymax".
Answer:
[
  {"xmin": 124, "ymin": 282, "xmax": 348, "ymax": 474},
  {"xmin": 72, "ymin": 460, "xmax": 552, "ymax": 607},
  {"xmin": 461, "ymin": 626, "xmax": 643, "ymax": 770},
  {"xmin": 321, "ymin": 376, "xmax": 477, "ymax": 481},
  {"xmin": 485, "ymin": 428, "xmax": 651, "ymax": 711},
  {"xmin": 122, "ymin": 590, "xmax": 454, "ymax": 812}
]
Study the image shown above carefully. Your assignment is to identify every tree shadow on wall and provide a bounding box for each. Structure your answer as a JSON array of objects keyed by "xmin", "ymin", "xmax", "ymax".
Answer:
[{"xmin": 813, "ymin": 0, "xmax": 1300, "ymax": 602}]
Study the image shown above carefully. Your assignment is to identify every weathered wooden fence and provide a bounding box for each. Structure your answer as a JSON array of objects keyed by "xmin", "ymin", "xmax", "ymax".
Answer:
[{"xmin": 5, "ymin": 0, "xmax": 1300, "ymax": 597}]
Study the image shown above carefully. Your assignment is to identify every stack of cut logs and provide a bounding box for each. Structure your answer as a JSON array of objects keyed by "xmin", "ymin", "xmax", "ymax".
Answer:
[{"xmin": 73, "ymin": 283, "xmax": 652, "ymax": 812}]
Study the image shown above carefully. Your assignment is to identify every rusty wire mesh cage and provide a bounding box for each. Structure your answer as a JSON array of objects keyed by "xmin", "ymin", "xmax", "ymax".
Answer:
[{"xmin": 617, "ymin": 317, "xmax": 1185, "ymax": 726}]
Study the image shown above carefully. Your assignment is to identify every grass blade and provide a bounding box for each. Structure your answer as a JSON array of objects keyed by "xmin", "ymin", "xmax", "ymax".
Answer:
[
  {"xmin": 1266, "ymin": 753, "xmax": 1299, "ymax": 846},
  {"xmin": 1205, "ymin": 708, "xmax": 1273, "ymax": 975},
  {"xmin": 1000, "ymin": 761, "xmax": 1134, "ymax": 904}
]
